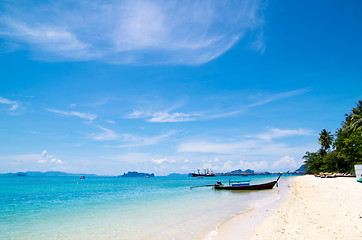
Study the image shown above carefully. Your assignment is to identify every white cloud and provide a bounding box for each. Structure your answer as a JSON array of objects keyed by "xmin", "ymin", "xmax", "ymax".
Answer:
[
  {"xmin": 102, "ymin": 152, "xmax": 150, "ymax": 164},
  {"xmin": 271, "ymin": 155, "xmax": 298, "ymax": 169},
  {"xmin": 91, "ymin": 126, "xmax": 118, "ymax": 141},
  {"xmin": 251, "ymin": 31, "xmax": 265, "ymax": 54},
  {"xmin": 238, "ymin": 160, "xmax": 268, "ymax": 171},
  {"xmin": 177, "ymin": 141, "xmax": 244, "ymax": 154},
  {"xmin": 0, "ymin": 96, "xmax": 20, "ymax": 110},
  {"xmin": 221, "ymin": 160, "xmax": 235, "ymax": 171},
  {"xmin": 126, "ymin": 89, "xmax": 310, "ymax": 123},
  {"xmin": 214, "ymin": 88, "xmax": 311, "ymax": 118},
  {"xmin": 126, "ymin": 110, "xmax": 146, "ymax": 119},
  {"xmin": 148, "ymin": 112, "xmax": 203, "ymax": 122},
  {"xmin": 180, "ymin": 165, "xmax": 191, "ymax": 171},
  {"xmin": 41, "ymin": 150, "xmax": 47, "ymax": 158},
  {"xmin": 0, "ymin": 150, "xmax": 64, "ymax": 166},
  {"xmin": 47, "ymin": 108, "xmax": 97, "ymax": 121},
  {"xmin": 199, "ymin": 159, "xmax": 268, "ymax": 173},
  {"xmin": 3, "ymin": 21, "xmax": 91, "ymax": 59},
  {"xmin": 256, "ymin": 128, "xmax": 313, "ymax": 141},
  {"xmin": 0, "ymin": 154, "xmax": 41, "ymax": 162},
  {"xmin": 38, "ymin": 150, "xmax": 64, "ymax": 165},
  {"xmin": 178, "ymin": 127, "xmax": 313, "ymax": 155},
  {"xmin": 0, "ymin": 0, "xmax": 264, "ymax": 64},
  {"xmin": 126, "ymin": 110, "xmax": 203, "ymax": 122},
  {"xmin": 246, "ymin": 89, "xmax": 311, "ymax": 108},
  {"xmin": 201, "ymin": 159, "xmax": 236, "ymax": 172},
  {"xmin": 114, "ymin": 130, "xmax": 177, "ymax": 148},
  {"xmin": 38, "ymin": 159, "xmax": 47, "ymax": 164},
  {"xmin": 151, "ymin": 157, "xmax": 176, "ymax": 164}
]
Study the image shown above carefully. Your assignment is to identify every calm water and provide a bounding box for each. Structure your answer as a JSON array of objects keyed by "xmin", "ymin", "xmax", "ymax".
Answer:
[{"xmin": 0, "ymin": 175, "xmax": 290, "ymax": 240}]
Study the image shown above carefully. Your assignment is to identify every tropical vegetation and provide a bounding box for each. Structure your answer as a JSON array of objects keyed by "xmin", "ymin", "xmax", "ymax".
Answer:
[{"xmin": 303, "ymin": 100, "xmax": 362, "ymax": 174}]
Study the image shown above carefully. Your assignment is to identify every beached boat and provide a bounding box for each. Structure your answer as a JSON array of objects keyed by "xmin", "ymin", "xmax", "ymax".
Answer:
[{"xmin": 214, "ymin": 174, "xmax": 282, "ymax": 190}]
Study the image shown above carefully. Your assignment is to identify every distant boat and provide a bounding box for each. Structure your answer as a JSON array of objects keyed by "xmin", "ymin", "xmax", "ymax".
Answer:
[
  {"xmin": 80, "ymin": 175, "xmax": 85, "ymax": 179},
  {"xmin": 191, "ymin": 169, "xmax": 215, "ymax": 177},
  {"xmin": 214, "ymin": 174, "xmax": 282, "ymax": 190}
]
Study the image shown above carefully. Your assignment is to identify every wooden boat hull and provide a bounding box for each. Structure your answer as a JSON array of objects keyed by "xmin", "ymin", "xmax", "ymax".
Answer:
[{"xmin": 214, "ymin": 180, "xmax": 277, "ymax": 190}]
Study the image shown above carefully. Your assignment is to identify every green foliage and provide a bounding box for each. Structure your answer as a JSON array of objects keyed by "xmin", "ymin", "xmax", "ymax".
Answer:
[
  {"xmin": 304, "ymin": 100, "xmax": 362, "ymax": 173},
  {"xmin": 303, "ymin": 151, "xmax": 322, "ymax": 174},
  {"xmin": 335, "ymin": 129, "xmax": 362, "ymax": 171},
  {"xmin": 318, "ymin": 129, "xmax": 333, "ymax": 150}
]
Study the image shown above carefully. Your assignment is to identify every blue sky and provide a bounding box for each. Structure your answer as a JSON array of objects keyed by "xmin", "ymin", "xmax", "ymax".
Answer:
[{"xmin": 0, "ymin": 0, "xmax": 361, "ymax": 175}]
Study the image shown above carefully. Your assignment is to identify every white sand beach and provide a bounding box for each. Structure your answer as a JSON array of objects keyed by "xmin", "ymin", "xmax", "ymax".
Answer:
[{"xmin": 212, "ymin": 175, "xmax": 362, "ymax": 240}]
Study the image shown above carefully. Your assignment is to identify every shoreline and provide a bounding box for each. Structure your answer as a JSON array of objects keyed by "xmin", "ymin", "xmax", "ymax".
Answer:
[
  {"xmin": 211, "ymin": 175, "xmax": 362, "ymax": 240},
  {"xmin": 208, "ymin": 176, "xmax": 292, "ymax": 240}
]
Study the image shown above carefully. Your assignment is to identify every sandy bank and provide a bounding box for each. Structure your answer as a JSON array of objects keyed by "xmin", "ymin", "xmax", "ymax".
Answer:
[{"xmin": 213, "ymin": 175, "xmax": 362, "ymax": 240}]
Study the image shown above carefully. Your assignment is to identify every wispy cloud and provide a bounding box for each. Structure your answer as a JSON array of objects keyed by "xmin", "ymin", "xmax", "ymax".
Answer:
[
  {"xmin": 149, "ymin": 112, "xmax": 203, "ymax": 123},
  {"xmin": 47, "ymin": 108, "xmax": 97, "ymax": 121},
  {"xmin": 1, "ymin": 20, "xmax": 91, "ymax": 60},
  {"xmin": 178, "ymin": 141, "xmax": 244, "ymax": 154},
  {"xmin": 250, "ymin": 31, "xmax": 265, "ymax": 54},
  {"xmin": 246, "ymin": 88, "xmax": 310, "ymax": 108},
  {"xmin": 90, "ymin": 126, "xmax": 118, "ymax": 141},
  {"xmin": 114, "ymin": 130, "xmax": 177, "ymax": 148},
  {"xmin": 0, "ymin": 150, "xmax": 63, "ymax": 165},
  {"xmin": 210, "ymin": 88, "xmax": 311, "ymax": 118},
  {"xmin": 126, "ymin": 89, "xmax": 310, "ymax": 122},
  {"xmin": 126, "ymin": 110, "xmax": 203, "ymax": 122},
  {"xmin": 0, "ymin": 0, "xmax": 264, "ymax": 64},
  {"xmin": 0, "ymin": 96, "xmax": 21, "ymax": 110},
  {"xmin": 151, "ymin": 157, "xmax": 176, "ymax": 164},
  {"xmin": 0, "ymin": 153, "xmax": 41, "ymax": 162},
  {"xmin": 256, "ymin": 128, "xmax": 313, "ymax": 141},
  {"xmin": 177, "ymin": 127, "xmax": 313, "ymax": 155},
  {"xmin": 101, "ymin": 152, "xmax": 151, "ymax": 164}
]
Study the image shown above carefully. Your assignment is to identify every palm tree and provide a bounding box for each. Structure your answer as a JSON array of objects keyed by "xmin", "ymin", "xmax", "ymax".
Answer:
[
  {"xmin": 318, "ymin": 129, "xmax": 333, "ymax": 151},
  {"xmin": 342, "ymin": 100, "xmax": 362, "ymax": 132},
  {"xmin": 349, "ymin": 100, "xmax": 362, "ymax": 132}
]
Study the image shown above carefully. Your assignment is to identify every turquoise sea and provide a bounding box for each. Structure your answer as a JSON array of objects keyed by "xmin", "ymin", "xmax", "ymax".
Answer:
[{"xmin": 0, "ymin": 175, "xmax": 290, "ymax": 240}]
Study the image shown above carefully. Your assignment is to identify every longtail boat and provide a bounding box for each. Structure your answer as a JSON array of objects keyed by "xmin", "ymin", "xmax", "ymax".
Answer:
[{"xmin": 214, "ymin": 174, "xmax": 282, "ymax": 190}]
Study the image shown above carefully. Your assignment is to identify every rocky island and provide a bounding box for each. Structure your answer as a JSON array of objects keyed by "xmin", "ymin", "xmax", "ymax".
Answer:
[{"xmin": 119, "ymin": 171, "xmax": 155, "ymax": 178}]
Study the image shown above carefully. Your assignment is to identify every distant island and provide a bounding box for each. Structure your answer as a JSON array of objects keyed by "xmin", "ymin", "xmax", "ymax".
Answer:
[
  {"xmin": 0, "ymin": 171, "xmax": 98, "ymax": 177},
  {"xmin": 119, "ymin": 171, "xmax": 155, "ymax": 178},
  {"xmin": 167, "ymin": 173, "xmax": 189, "ymax": 177},
  {"xmin": 229, "ymin": 169, "xmax": 255, "ymax": 174},
  {"xmin": 0, "ymin": 167, "xmax": 307, "ymax": 178},
  {"xmin": 295, "ymin": 165, "xmax": 307, "ymax": 172}
]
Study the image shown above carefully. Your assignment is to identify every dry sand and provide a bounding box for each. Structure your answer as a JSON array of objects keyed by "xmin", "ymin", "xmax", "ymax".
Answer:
[{"xmin": 212, "ymin": 175, "xmax": 362, "ymax": 240}]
